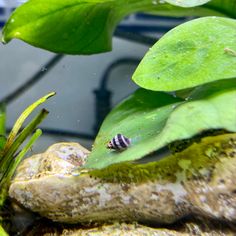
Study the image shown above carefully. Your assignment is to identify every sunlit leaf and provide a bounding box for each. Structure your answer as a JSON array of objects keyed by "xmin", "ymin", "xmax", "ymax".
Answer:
[
  {"xmin": 0, "ymin": 225, "xmax": 8, "ymax": 236},
  {"xmin": 164, "ymin": 0, "xmax": 210, "ymax": 7},
  {"xmin": 85, "ymin": 80, "xmax": 236, "ymax": 169},
  {"xmin": 148, "ymin": 0, "xmax": 236, "ymax": 18},
  {"xmin": 132, "ymin": 17, "xmax": 236, "ymax": 91},
  {"xmin": 2, "ymin": 0, "xmax": 127, "ymax": 54}
]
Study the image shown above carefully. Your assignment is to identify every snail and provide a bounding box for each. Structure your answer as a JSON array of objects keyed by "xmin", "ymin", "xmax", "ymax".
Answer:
[{"xmin": 107, "ymin": 134, "xmax": 131, "ymax": 151}]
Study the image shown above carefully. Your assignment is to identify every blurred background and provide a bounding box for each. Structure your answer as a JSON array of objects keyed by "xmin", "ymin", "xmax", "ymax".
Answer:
[{"xmin": 0, "ymin": 0, "xmax": 189, "ymax": 153}]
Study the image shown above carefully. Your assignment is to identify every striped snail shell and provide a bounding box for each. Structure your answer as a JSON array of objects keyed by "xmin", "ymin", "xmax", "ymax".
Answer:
[{"xmin": 107, "ymin": 134, "xmax": 131, "ymax": 151}]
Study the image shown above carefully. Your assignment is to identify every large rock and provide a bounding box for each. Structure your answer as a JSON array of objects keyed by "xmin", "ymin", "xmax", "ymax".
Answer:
[
  {"xmin": 9, "ymin": 133, "xmax": 236, "ymax": 225},
  {"xmin": 26, "ymin": 220, "xmax": 236, "ymax": 236}
]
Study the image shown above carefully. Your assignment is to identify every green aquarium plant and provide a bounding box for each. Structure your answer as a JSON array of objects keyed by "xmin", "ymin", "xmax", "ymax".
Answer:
[
  {"xmin": 0, "ymin": 92, "xmax": 55, "ymax": 234},
  {"xmin": 1, "ymin": 1, "xmax": 236, "ymax": 169},
  {"xmin": 0, "ymin": 0, "xmax": 236, "ymax": 233}
]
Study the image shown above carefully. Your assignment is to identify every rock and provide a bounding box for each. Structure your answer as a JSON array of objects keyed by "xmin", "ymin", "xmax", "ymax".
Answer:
[
  {"xmin": 27, "ymin": 222, "xmax": 183, "ymax": 236},
  {"xmin": 13, "ymin": 142, "xmax": 90, "ymax": 182},
  {"xmin": 26, "ymin": 220, "xmax": 236, "ymax": 236},
  {"xmin": 9, "ymin": 133, "xmax": 236, "ymax": 225}
]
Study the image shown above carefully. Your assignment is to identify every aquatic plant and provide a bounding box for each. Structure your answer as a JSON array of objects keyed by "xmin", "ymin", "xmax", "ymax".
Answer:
[
  {"xmin": 0, "ymin": 93, "xmax": 55, "ymax": 234},
  {"xmin": 0, "ymin": 0, "xmax": 235, "ymax": 232},
  {"xmin": 1, "ymin": 2, "xmax": 236, "ymax": 162},
  {"xmin": 1, "ymin": 1, "xmax": 236, "ymax": 166}
]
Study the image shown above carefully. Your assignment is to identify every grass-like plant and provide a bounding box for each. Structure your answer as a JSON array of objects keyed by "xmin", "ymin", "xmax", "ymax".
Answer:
[{"xmin": 0, "ymin": 93, "xmax": 55, "ymax": 235}]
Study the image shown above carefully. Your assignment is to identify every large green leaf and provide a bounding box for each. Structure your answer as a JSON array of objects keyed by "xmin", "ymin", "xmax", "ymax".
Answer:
[
  {"xmin": 2, "ymin": 0, "xmax": 123, "ymax": 54},
  {"xmin": 85, "ymin": 79, "xmax": 236, "ymax": 169},
  {"xmin": 2, "ymin": 0, "xmax": 235, "ymax": 55},
  {"xmin": 132, "ymin": 17, "xmax": 236, "ymax": 91}
]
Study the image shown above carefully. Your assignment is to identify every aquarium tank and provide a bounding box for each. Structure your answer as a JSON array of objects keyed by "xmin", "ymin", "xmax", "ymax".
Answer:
[{"xmin": 0, "ymin": 0, "xmax": 236, "ymax": 235}]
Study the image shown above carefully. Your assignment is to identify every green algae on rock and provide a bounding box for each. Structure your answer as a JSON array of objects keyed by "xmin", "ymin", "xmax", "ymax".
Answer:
[
  {"xmin": 9, "ymin": 133, "xmax": 236, "ymax": 224},
  {"xmin": 90, "ymin": 132, "xmax": 236, "ymax": 184}
]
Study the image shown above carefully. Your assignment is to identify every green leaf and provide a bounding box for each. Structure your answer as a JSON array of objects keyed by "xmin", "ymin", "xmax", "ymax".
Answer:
[
  {"xmin": 0, "ymin": 109, "xmax": 49, "ymax": 181},
  {"xmin": 0, "ymin": 129, "xmax": 42, "ymax": 207},
  {"xmin": 2, "ymin": 92, "xmax": 55, "ymax": 155},
  {"xmin": 2, "ymin": 0, "xmax": 235, "ymax": 55},
  {"xmin": 0, "ymin": 104, "xmax": 6, "ymax": 151},
  {"xmin": 2, "ymin": 0, "xmax": 127, "ymax": 54},
  {"xmin": 147, "ymin": 0, "xmax": 236, "ymax": 18},
  {"xmin": 164, "ymin": 0, "xmax": 210, "ymax": 7},
  {"xmin": 203, "ymin": 0, "xmax": 236, "ymax": 18},
  {"xmin": 0, "ymin": 225, "xmax": 8, "ymax": 236},
  {"xmin": 188, "ymin": 77, "xmax": 236, "ymax": 99},
  {"xmin": 85, "ymin": 90, "xmax": 183, "ymax": 169},
  {"xmin": 6, "ymin": 129, "xmax": 42, "ymax": 182},
  {"xmin": 85, "ymin": 80, "xmax": 236, "ymax": 169},
  {"xmin": 0, "ymin": 93, "xmax": 55, "ymax": 208},
  {"xmin": 132, "ymin": 17, "xmax": 236, "ymax": 91}
]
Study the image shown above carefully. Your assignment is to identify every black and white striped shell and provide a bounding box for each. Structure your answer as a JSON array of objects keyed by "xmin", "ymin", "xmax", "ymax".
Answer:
[{"xmin": 107, "ymin": 134, "xmax": 131, "ymax": 151}]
